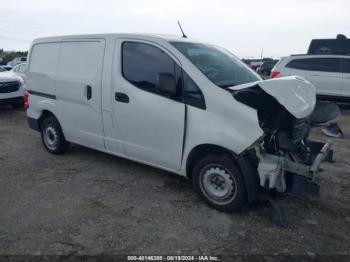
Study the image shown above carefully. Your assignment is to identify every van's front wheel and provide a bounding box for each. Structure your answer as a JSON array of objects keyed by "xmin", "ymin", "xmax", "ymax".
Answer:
[
  {"xmin": 192, "ymin": 155, "xmax": 246, "ymax": 212},
  {"xmin": 40, "ymin": 117, "xmax": 69, "ymax": 154}
]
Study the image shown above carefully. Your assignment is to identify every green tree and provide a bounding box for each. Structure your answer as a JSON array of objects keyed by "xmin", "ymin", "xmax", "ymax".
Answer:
[{"xmin": 0, "ymin": 50, "xmax": 28, "ymax": 65}]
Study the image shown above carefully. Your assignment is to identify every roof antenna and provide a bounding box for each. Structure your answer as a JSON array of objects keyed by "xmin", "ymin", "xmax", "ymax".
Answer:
[{"xmin": 177, "ymin": 21, "xmax": 187, "ymax": 38}]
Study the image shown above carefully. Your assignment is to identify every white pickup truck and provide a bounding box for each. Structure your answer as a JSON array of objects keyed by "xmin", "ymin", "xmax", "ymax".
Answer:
[{"xmin": 26, "ymin": 34, "xmax": 332, "ymax": 212}]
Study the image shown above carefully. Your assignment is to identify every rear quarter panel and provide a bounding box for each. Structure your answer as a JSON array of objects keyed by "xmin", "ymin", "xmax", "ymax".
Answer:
[{"xmin": 26, "ymin": 42, "xmax": 60, "ymax": 96}]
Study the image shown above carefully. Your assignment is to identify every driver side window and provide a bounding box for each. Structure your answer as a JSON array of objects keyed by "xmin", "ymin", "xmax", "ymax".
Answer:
[{"xmin": 122, "ymin": 42, "xmax": 181, "ymax": 97}]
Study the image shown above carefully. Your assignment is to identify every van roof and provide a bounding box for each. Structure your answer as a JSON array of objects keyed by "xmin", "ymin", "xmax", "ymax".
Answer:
[{"xmin": 31, "ymin": 33, "xmax": 202, "ymax": 45}]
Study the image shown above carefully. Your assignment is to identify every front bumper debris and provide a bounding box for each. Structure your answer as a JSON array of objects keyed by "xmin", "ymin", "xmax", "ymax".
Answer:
[
  {"xmin": 285, "ymin": 140, "xmax": 332, "ymax": 180},
  {"xmin": 258, "ymin": 140, "xmax": 333, "ymax": 195},
  {"xmin": 257, "ymin": 140, "xmax": 333, "ymax": 228}
]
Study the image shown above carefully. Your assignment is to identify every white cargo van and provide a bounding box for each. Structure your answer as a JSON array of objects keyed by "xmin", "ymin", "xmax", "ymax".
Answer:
[{"xmin": 26, "ymin": 34, "xmax": 332, "ymax": 212}]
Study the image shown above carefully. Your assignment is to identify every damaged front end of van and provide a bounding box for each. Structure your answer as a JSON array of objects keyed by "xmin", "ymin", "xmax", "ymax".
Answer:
[{"xmin": 230, "ymin": 76, "xmax": 333, "ymax": 199}]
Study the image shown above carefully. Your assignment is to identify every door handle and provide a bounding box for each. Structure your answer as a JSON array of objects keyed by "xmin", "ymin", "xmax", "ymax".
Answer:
[
  {"xmin": 86, "ymin": 85, "xmax": 92, "ymax": 100},
  {"xmin": 115, "ymin": 92, "xmax": 129, "ymax": 103}
]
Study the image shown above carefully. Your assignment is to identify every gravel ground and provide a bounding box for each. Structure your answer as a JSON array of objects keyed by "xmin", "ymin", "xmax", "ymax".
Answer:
[{"xmin": 0, "ymin": 106, "xmax": 349, "ymax": 258}]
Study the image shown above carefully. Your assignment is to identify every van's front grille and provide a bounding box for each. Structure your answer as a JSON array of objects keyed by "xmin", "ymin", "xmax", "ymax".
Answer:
[{"xmin": 0, "ymin": 81, "xmax": 20, "ymax": 93}]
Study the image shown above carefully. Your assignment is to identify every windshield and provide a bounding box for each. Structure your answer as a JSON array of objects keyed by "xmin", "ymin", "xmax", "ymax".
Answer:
[{"xmin": 171, "ymin": 42, "xmax": 261, "ymax": 88}]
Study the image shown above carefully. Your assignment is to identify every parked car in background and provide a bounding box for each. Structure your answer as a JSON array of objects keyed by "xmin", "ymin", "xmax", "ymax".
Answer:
[
  {"xmin": 271, "ymin": 54, "xmax": 350, "ymax": 101},
  {"xmin": 26, "ymin": 34, "xmax": 331, "ymax": 213},
  {"xmin": 249, "ymin": 61, "xmax": 263, "ymax": 71},
  {"xmin": 0, "ymin": 65, "xmax": 13, "ymax": 71},
  {"xmin": 243, "ymin": 58, "xmax": 277, "ymax": 73},
  {"xmin": 0, "ymin": 70, "xmax": 25, "ymax": 108},
  {"xmin": 11, "ymin": 63, "xmax": 27, "ymax": 80},
  {"xmin": 7, "ymin": 57, "xmax": 27, "ymax": 68},
  {"xmin": 308, "ymin": 34, "xmax": 350, "ymax": 55},
  {"xmin": 257, "ymin": 60, "xmax": 279, "ymax": 77}
]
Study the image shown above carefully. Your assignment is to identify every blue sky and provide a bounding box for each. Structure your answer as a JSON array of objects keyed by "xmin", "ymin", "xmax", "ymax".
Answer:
[{"xmin": 0, "ymin": 0, "xmax": 349, "ymax": 58}]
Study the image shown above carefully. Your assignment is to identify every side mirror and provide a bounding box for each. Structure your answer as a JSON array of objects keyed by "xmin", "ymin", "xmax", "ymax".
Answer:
[{"xmin": 157, "ymin": 73, "xmax": 177, "ymax": 96}]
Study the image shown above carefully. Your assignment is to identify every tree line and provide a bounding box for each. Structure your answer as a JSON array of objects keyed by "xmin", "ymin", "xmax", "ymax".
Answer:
[{"xmin": 0, "ymin": 49, "xmax": 28, "ymax": 65}]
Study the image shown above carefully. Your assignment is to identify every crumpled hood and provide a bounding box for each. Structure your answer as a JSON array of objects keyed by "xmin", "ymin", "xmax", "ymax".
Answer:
[
  {"xmin": 228, "ymin": 76, "xmax": 316, "ymax": 119},
  {"xmin": 0, "ymin": 71, "xmax": 21, "ymax": 82}
]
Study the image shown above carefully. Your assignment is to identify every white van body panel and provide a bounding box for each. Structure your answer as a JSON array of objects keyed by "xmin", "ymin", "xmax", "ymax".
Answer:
[
  {"xmin": 55, "ymin": 40, "xmax": 106, "ymax": 150},
  {"xmin": 180, "ymin": 103, "xmax": 263, "ymax": 174},
  {"xmin": 160, "ymin": 39, "xmax": 265, "ymax": 158},
  {"xmin": 26, "ymin": 42, "xmax": 60, "ymax": 95},
  {"xmin": 26, "ymin": 33, "xmax": 315, "ymax": 177}
]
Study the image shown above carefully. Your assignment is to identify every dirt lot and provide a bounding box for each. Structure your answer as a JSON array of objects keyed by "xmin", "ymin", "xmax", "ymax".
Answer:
[{"xmin": 0, "ymin": 106, "xmax": 350, "ymax": 258}]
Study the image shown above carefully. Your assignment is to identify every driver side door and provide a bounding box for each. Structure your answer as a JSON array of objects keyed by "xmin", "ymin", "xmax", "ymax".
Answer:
[{"xmin": 109, "ymin": 40, "xmax": 185, "ymax": 171}]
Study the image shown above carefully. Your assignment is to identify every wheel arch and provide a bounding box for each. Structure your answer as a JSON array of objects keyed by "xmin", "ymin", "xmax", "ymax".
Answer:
[
  {"xmin": 185, "ymin": 143, "xmax": 260, "ymax": 203},
  {"xmin": 38, "ymin": 110, "xmax": 59, "ymax": 130},
  {"xmin": 186, "ymin": 144, "xmax": 234, "ymax": 179}
]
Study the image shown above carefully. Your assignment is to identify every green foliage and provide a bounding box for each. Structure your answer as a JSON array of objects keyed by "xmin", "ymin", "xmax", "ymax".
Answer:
[{"xmin": 0, "ymin": 50, "xmax": 28, "ymax": 65}]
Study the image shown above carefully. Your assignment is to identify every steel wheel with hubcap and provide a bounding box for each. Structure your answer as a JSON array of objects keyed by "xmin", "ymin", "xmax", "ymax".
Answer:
[
  {"xmin": 192, "ymin": 154, "xmax": 246, "ymax": 212},
  {"xmin": 43, "ymin": 126, "xmax": 59, "ymax": 151},
  {"xmin": 200, "ymin": 165, "xmax": 237, "ymax": 205},
  {"xmin": 40, "ymin": 116, "xmax": 69, "ymax": 154}
]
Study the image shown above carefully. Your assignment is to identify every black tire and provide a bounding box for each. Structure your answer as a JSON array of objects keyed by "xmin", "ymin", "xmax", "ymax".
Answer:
[
  {"xmin": 40, "ymin": 116, "xmax": 69, "ymax": 154},
  {"xmin": 12, "ymin": 101, "xmax": 23, "ymax": 109},
  {"xmin": 192, "ymin": 154, "xmax": 247, "ymax": 212}
]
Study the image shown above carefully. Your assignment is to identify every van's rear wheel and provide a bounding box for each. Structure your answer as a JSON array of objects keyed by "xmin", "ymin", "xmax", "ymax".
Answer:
[
  {"xmin": 192, "ymin": 154, "xmax": 246, "ymax": 212},
  {"xmin": 40, "ymin": 117, "xmax": 69, "ymax": 154}
]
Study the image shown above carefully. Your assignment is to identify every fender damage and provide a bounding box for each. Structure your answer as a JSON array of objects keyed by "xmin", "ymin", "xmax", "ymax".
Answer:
[{"xmin": 229, "ymin": 76, "xmax": 333, "ymax": 199}]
